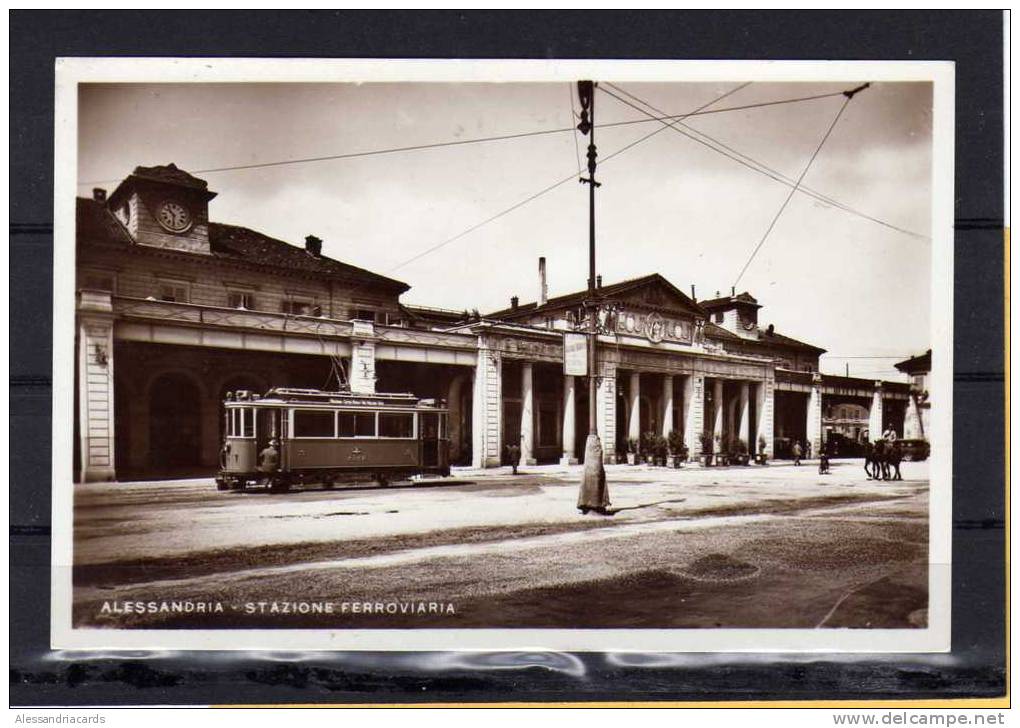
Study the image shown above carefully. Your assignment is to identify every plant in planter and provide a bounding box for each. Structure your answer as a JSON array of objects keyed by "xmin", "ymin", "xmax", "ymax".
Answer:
[
  {"xmin": 699, "ymin": 432, "xmax": 714, "ymax": 466},
  {"xmin": 731, "ymin": 438, "xmax": 750, "ymax": 466},
  {"xmin": 667, "ymin": 430, "xmax": 687, "ymax": 468},
  {"xmin": 756, "ymin": 435, "xmax": 769, "ymax": 465},
  {"xmin": 653, "ymin": 435, "xmax": 669, "ymax": 466},
  {"xmin": 640, "ymin": 431, "xmax": 657, "ymax": 465},
  {"xmin": 714, "ymin": 434, "xmax": 728, "ymax": 466},
  {"xmin": 626, "ymin": 437, "xmax": 639, "ymax": 465}
]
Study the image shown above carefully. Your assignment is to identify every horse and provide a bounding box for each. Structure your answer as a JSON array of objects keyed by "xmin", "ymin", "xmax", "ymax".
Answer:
[
  {"xmin": 863, "ymin": 440, "xmax": 877, "ymax": 479},
  {"xmin": 887, "ymin": 440, "xmax": 903, "ymax": 481},
  {"xmin": 874, "ymin": 439, "xmax": 891, "ymax": 481}
]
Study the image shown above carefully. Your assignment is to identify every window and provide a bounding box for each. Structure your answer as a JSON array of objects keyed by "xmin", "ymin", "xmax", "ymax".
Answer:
[
  {"xmin": 378, "ymin": 412, "xmax": 414, "ymax": 438},
  {"xmin": 158, "ymin": 279, "xmax": 190, "ymax": 303},
  {"xmin": 293, "ymin": 410, "xmax": 336, "ymax": 438},
  {"xmin": 229, "ymin": 408, "xmax": 254, "ymax": 438},
  {"xmin": 228, "ymin": 291, "xmax": 255, "ymax": 310},
  {"xmin": 338, "ymin": 411, "xmax": 377, "ymax": 438},
  {"xmin": 282, "ymin": 297, "xmax": 319, "ymax": 316},
  {"xmin": 81, "ymin": 269, "xmax": 116, "ymax": 292},
  {"xmin": 714, "ymin": 311, "xmax": 724, "ymax": 323},
  {"xmin": 354, "ymin": 308, "xmax": 376, "ymax": 322}
]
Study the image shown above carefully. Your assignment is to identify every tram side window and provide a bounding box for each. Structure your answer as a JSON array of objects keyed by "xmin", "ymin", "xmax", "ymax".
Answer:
[
  {"xmin": 293, "ymin": 410, "xmax": 336, "ymax": 438},
  {"xmin": 230, "ymin": 408, "xmax": 255, "ymax": 438},
  {"xmin": 338, "ymin": 412, "xmax": 377, "ymax": 438},
  {"xmin": 379, "ymin": 413, "xmax": 414, "ymax": 439}
]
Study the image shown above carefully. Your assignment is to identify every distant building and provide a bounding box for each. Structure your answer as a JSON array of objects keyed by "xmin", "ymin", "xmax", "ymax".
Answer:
[
  {"xmin": 74, "ymin": 164, "xmax": 912, "ymax": 481},
  {"xmin": 895, "ymin": 349, "xmax": 932, "ymax": 440}
]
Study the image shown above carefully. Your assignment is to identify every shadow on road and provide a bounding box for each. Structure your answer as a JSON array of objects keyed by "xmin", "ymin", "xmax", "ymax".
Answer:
[{"xmin": 608, "ymin": 497, "xmax": 686, "ymax": 514}]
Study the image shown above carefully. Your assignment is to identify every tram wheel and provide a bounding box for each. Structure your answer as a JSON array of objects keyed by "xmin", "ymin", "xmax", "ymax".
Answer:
[
  {"xmin": 269, "ymin": 477, "xmax": 291, "ymax": 493},
  {"xmin": 215, "ymin": 479, "xmax": 229, "ymax": 491},
  {"xmin": 322, "ymin": 477, "xmax": 335, "ymax": 490},
  {"xmin": 375, "ymin": 473, "xmax": 390, "ymax": 487}
]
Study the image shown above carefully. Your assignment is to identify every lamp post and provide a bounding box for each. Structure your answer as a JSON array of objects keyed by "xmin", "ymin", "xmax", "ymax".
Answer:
[{"xmin": 575, "ymin": 80, "xmax": 610, "ymax": 515}]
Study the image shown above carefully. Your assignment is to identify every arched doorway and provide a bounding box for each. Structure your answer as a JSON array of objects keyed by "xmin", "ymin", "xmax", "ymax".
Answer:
[{"xmin": 149, "ymin": 372, "xmax": 202, "ymax": 471}]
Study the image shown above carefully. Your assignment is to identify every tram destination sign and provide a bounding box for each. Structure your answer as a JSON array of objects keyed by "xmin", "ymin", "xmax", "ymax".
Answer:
[{"xmin": 563, "ymin": 332, "xmax": 588, "ymax": 376}]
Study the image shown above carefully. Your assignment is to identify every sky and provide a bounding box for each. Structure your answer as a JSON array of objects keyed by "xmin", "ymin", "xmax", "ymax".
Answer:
[{"xmin": 77, "ymin": 80, "xmax": 933, "ymax": 381}]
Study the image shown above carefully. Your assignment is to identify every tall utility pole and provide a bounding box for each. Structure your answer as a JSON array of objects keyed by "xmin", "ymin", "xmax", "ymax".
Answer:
[{"xmin": 575, "ymin": 80, "xmax": 610, "ymax": 515}]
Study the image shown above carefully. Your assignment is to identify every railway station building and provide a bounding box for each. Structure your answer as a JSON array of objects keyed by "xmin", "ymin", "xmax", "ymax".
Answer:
[{"xmin": 74, "ymin": 164, "xmax": 912, "ymax": 482}]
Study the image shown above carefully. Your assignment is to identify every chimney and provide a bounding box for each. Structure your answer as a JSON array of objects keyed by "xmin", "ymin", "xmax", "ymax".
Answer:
[
  {"xmin": 690, "ymin": 285, "xmax": 696, "ymax": 302},
  {"xmin": 305, "ymin": 235, "xmax": 322, "ymax": 257},
  {"xmin": 538, "ymin": 256, "xmax": 548, "ymax": 305},
  {"xmin": 731, "ymin": 286, "xmax": 736, "ymax": 297},
  {"xmin": 92, "ymin": 188, "xmax": 107, "ymax": 203},
  {"xmin": 596, "ymin": 274, "xmax": 602, "ymax": 288},
  {"xmin": 510, "ymin": 295, "xmax": 519, "ymax": 311}
]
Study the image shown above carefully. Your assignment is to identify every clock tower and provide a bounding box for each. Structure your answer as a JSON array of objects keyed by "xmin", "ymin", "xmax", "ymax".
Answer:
[{"xmin": 106, "ymin": 164, "xmax": 217, "ymax": 255}]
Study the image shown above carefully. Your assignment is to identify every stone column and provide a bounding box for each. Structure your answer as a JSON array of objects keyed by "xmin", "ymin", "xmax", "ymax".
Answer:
[
  {"xmin": 661, "ymin": 374, "xmax": 674, "ymax": 438},
  {"xmin": 77, "ymin": 291, "xmax": 117, "ymax": 482},
  {"xmin": 806, "ymin": 372, "xmax": 824, "ymax": 456},
  {"xmin": 560, "ymin": 374, "xmax": 578, "ymax": 465},
  {"xmin": 755, "ymin": 375, "xmax": 775, "ymax": 457},
  {"xmin": 712, "ymin": 378, "xmax": 724, "ymax": 448},
  {"xmin": 447, "ymin": 373, "xmax": 467, "ymax": 462},
  {"xmin": 595, "ymin": 362, "xmax": 617, "ymax": 463},
  {"xmin": 349, "ymin": 320, "xmax": 377, "ymax": 394},
  {"xmin": 868, "ymin": 381, "xmax": 884, "ymax": 441},
  {"xmin": 520, "ymin": 362, "xmax": 536, "ymax": 466},
  {"xmin": 628, "ymin": 371, "xmax": 641, "ymax": 444},
  {"xmin": 471, "ymin": 342, "xmax": 502, "ymax": 468},
  {"xmin": 683, "ymin": 374, "xmax": 704, "ymax": 458},
  {"xmin": 738, "ymin": 380, "xmax": 751, "ymax": 447},
  {"xmin": 904, "ymin": 392, "xmax": 925, "ymax": 440}
]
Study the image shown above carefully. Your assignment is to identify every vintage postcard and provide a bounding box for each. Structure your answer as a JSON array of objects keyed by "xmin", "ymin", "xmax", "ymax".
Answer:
[{"xmin": 51, "ymin": 58, "xmax": 954, "ymax": 652}]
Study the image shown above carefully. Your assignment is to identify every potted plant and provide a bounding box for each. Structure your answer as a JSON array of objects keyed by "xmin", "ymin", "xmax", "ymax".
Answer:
[
  {"xmin": 626, "ymin": 437, "xmax": 639, "ymax": 465},
  {"xmin": 641, "ymin": 431, "xmax": 656, "ymax": 465},
  {"xmin": 756, "ymin": 435, "xmax": 769, "ymax": 465},
  {"xmin": 732, "ymin": 438, "xmax": 750, "ymax": 466},
  {"xmin": 714, "ymin": 435, "xmax": 728, "ymax": 466},
  {"xmin": 699, "ymin": 433, "xmax": 714, "ymax": 466},
  {"xmin": 668, "ymin": 430, "xmax": 686, "ymax": 468},
  {"xmin": 654, "ymin": 435, "xmax": 669, "ymax": 466}
]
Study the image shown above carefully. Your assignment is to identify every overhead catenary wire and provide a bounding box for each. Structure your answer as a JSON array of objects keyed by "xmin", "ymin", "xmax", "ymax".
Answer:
[
  {"xmin": 385, "ymin": 82, "xmax": 752, "ymax": 275},
  {"xmin": 730, "ymin": 93, "xmax": 855, "ymax": 288},
  {"xmin": 599, "ymin": 82, "xmax": 929, "ymax": 241},
  {"xmin": 77, "ymin": 87, "xmax": 843, "ymax": 187}
]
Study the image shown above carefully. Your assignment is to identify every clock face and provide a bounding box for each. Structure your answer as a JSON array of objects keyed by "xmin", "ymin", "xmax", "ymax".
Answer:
[{"xmin": 156, "ymin": 200, "xmax": 192, "ymax": 233}]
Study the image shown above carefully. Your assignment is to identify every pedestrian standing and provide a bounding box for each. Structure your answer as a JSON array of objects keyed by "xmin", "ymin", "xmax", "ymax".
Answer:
[{"xmin": 792, "ymin": 440, "xmax": 802, "ymax": 466}]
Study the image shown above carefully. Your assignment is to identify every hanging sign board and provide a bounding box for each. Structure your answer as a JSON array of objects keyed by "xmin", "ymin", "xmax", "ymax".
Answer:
[{"xmin": 563, "ymin": 332, "xmax": 588, "ymax": 376}]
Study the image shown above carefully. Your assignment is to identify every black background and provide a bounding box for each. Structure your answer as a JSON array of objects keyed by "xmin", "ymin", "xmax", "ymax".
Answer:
[{"xmin": 10, "ymin": 10, "xmax": 1006, "ymax": 705}]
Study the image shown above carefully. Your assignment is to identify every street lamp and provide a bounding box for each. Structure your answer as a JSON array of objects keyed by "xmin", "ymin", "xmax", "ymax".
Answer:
[{"xmin": 575, "ymin": 80, "xmax": 610, "ymax": 516}]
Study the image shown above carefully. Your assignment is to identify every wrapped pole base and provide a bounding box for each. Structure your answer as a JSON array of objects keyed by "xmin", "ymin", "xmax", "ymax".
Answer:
[{"xmin": 578, "ymin": 433, "xmax": 610, "ymax": 514}]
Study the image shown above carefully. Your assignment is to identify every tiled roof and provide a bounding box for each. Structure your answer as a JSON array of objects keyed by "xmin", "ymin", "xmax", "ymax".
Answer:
[
  {"xmin": 894, "ymin": 349, "xmax": 931, "ymax": 373},
  {"xmin": 699, "ymin": 291, "xmax": 761, "ymax": 310},
  {"xmin": 756, "ymin": 328, "xmax": 826, "ymax": 353},
  {"xmin": 487, "ymin": 273, "xmax": 706, "ymax": 319},
  {"xmin": 130, "ymin": 163, "xmax": 210, "ymax": 191},
  {"xmin": 76, "ymin": 197, "xmax": 409, "ymax": 292},
  {"xmin": 76, "ymin": 196, "xmax": 134, "ymax": 246},
  {"xmin": 703, "ymin": 321, "xmax": 825, "ymax": 354}
]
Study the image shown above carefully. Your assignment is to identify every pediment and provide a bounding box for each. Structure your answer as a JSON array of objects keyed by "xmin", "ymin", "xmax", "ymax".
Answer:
[{"xmin": 610, "ymin": 275, "xmax": 704, "ymax": 318}]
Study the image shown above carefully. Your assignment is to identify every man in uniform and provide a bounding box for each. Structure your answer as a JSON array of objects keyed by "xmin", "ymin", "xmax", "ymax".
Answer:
[{"xmin": 258, "ymin": 437, "xmax": 280, "ymax": 474}]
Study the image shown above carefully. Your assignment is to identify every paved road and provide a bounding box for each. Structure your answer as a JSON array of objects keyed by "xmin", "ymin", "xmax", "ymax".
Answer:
[{"xmin": 72, "ymin": 459, "xmax": 929, "ymax": 630}]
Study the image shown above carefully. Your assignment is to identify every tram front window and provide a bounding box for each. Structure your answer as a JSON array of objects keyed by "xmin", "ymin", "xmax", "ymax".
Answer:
[
  {"xmin": 338, "ymin": 412, "xmax": 376, "ymax": 438},
  {"xmin": 379, "ymin": 413, "xmax": 414, "ymax": 438}
]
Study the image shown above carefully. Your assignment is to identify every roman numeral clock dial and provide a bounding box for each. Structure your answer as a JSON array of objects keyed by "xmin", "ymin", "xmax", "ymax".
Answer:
[{"xmin": 156, "ymin": 200, "xmax": 192, "ymax": 233}]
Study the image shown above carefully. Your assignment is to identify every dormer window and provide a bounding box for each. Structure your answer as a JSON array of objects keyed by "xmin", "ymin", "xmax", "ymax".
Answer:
[
  {"xmin": 157, "ymin": 278, "xmax": 190, "ymax": 303},
  {"xmin": 282, "ymin": 297, "xmax": 319, "ymax": 316},
  {"xmin": 228, "ymin": 291, "xmax": 255, "ymax": 310},
  {"xmin": 714, "ymin": 311, "xmax": 724, "ymax": 323}
]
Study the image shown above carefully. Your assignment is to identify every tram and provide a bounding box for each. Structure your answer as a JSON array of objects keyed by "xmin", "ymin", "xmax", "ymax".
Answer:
[{"xmin": 216, "ymin": 387, "xmax": 450, "ymax": 492}]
